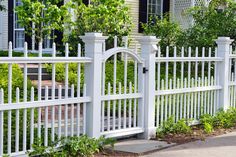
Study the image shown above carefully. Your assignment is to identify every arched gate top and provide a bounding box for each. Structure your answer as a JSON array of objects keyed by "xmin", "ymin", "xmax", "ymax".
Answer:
[{"xmin": 103, "ymin": 47, "xmax": 144, "ymax": 63}]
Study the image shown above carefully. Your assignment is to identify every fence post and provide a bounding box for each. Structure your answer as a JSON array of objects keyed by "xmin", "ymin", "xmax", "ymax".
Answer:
[
  {"xmin": 138, "ymin": 36, "xmax": 160, "ymax": 139},
  {"xmin": 216, "ymin": 37, "xmax": 233, "ymax": 111},
  {"xmin": 81, "ymin": 33, "xmax": 107, "ymax": 138}
]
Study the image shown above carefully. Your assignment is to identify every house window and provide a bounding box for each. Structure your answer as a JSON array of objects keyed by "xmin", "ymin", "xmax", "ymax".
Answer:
[
  {"xmin": 147, "ymin": 0, "xmax": 163, "ymax": 18},
  {"xmin": 43, "ymin": 35, "xmax": 53, "ymax": 49},
  {"xmin": 14, "ymin": 0, "xmax": 25, "ymax": 49}
]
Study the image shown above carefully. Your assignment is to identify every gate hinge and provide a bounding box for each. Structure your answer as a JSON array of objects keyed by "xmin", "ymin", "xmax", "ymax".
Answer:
[{"xmin": 143, "ymin": 67, "xmax": 148, "ymax": 74}]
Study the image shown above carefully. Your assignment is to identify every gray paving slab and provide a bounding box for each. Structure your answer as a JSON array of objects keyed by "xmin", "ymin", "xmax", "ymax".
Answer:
[
  {"xmin": 113, "ymin": 139, "xmax": 176, "ymax": 155},
  {"xmin": 144, "ymin": 131, "xmax": 236, "ymax": 157}
]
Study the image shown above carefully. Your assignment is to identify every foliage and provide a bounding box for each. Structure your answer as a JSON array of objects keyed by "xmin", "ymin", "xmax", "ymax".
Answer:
[
  {"xmin": 45, "ymin": 63, "xmax": 84, "ymax": 92},
  {"xmin": 173, "ymin": 119, "xmax": 192, "ymax": 134},
  {"xmin": 15, "ymin": 0, "xmax": 71, "ymax": 43},
  {"xmin": 0, "ymin": 64, "xmax": 33, "ymax": 100},
  {"xmin": 200, "ymin": 114, "xmax": 214, "ymax": 134},
  {"xmin": 183, "ymin": 0, "xmax": 236, "ymax": 47},
  {"xmin": 156, "ymin": 116, "xmax": 191, "ymax": 138},
  {"xmin": 0, "ymin": 0, "xmax": 6, "ymax": 11},
  {"xmin": 29, "ymin": 135, "xmax": 116, "ymax": 157},
  {"xmin": 142, "ymin": 0, "xmax": 236, "ymax": 49},
  {"xmin": 64, "ymin": 0, "xmax": 133, "ymax": 54},
  {"xmin": 0, "ymin": 51, "xmax": 53, "ymax": 57},
  {"xmin": 142, "ymin": 15, "xmax": 184, "ymax": 49},
  {"xmin": 200, "ymin": 108, "xmax": 236, "ymax": 134},
  {"xmin": 213, "ymin": 108, "xmax": 236, "ymax": 129}
]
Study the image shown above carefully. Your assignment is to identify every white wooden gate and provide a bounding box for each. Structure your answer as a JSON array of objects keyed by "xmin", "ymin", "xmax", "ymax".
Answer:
[{"xmin": 100, "ymin": 45, "xmax": 145, "ymax": 138}]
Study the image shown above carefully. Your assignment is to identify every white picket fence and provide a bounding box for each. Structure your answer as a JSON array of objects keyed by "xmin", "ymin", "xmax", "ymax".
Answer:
[{"xmin": 0, "ymin": 33, "xmax": 234, "ymax": 156}]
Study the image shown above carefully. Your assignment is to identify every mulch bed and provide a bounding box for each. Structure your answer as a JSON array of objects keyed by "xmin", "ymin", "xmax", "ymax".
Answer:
[{"xmin": 157, "ymin": 126, "xmax": 236, "ymax": 145}]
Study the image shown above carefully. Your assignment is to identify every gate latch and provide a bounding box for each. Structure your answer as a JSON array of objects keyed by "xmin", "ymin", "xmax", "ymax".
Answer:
[{"xmin": 143, "ymin": 67, "xmax": 148, "ymax": 74}]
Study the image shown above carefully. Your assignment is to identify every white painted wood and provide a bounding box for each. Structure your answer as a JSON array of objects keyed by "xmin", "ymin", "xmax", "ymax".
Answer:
[
  {"xmin": 38, "ymin": 43, "xmax": 42, "ymax": 139},
  {"xmin": 0, "ymin": 97, "xmax": 91, "ymax": 111},
  {"xmin": 113, "ymin": 48, "xmax": 117, "ymax": 131},
  {"xmin": 0, "ymin": 89, "xmax": 4, "ymax": 156},
  {"xmin": 169, "ymin": 79, "xmax": 172, "ymax": 117},
  {"xmin": 176, "ymin": 79, "xmax": 180, "ymax": 121},
  {"xmin": 161, "ymin": 80, "xmax": 164, "ymax": 123},
  {"xmin": 129, "ymin": 82, "xmax": 132, "ymax": 128},
  {"xmin": 1, "ymin": 34, "xmax": 236, "ymax": 156},
  {"xmin": 103, "ymin": 47, "xmax": 143, "ymax": 64},
  {"xmin": 58, "ymin": 85, "xmax": 62, "ymax": 138},
  {"xmin": 30, "ymin": 87, "xmax": 34, "ymax": 149},
  {"xmin": 51, "ymin": 43, "xmax": 56, "ymax": 142},
  {"xmin": 15, "ymin": 88, "xmax": 20, "ymax": 152},
  {"xmin": 184, "ymin": 78, "xmax": 187, "ymax": 119},
  {"xmin": 155, "ymin": 57, "xmax": 223, "ymax": 62},
  {"xmin": 101, "ymin": 93, "xmax": 142, "ymax": 101},
  {"xmin": 107, "ymin": 83, "xmax": 111, "ymax": 131},
  {"xmin": 81, "ymin": 33, "xmax": 107, "ymax": 138},
  {"xmin": 0, "ymin": 57, "xmax": 92, "ymax": 64},
  {"xmin": 65, "ymin": 43, "xmax": 69, "ymax": 137},
  {"xmin": 123, "ymin": 53, "xmax": 128, "ymax": 129},
  {"xmin": 71, "ymin": 84, "xmax": 75, "ymax": 136},
  {"xmin": 44, "ymin": 86, "xmax": 49, "ymax": 146},
  {"xmin": 173, "ymin": 47, "xmax": 177, "ymax": 121},
  {"xmin": 216, "ymin": 37, "xmax": 233, "ymax": 110},
  {"xmin": 118, "ymin": 83, "xmax": 122, "ymax": 130},
  {"xmin": 101, "ymin": 62, "xmax": 106, "ymax": 132},
  {"xmin": 155, "ymin": 86, "xmax": 221, "ymax": 96},
  {"xmin": 77, "ymin": 44, "xmax": 81, "ymax": 136},
  {"xmin": 8, "ymin": 42, "xmax": 12, "ymax": 154},
  {"xmin": 138, "ymin": 36, "xmax": 159, "ymax": 139},
  {"xmin": 83, "ymin": 84, "xmax": 87, "ymax": 135}
]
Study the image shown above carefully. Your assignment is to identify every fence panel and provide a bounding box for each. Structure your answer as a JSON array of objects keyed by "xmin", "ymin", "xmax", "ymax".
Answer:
[
  {"xmin": 0, "ymin": 42, "xmax": 91, "ymax": 156},
  {"xmin": 0, "ymin": 34, "xmax": 235, "ymax": 155},
  {"xmin": 155, "ymin": 46, "xmax": 223, "ymax": 127}
]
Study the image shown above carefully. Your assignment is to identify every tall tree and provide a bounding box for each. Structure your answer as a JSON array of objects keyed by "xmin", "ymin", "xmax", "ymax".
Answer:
[{"xmin": 65, "ymin": 0, "xmax": 133, "ymax": 53}]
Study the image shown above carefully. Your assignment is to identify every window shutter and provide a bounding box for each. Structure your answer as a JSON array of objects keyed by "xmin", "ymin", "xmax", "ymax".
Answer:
[
  {"xmin": 138, "ymin": 0, "xmax": 148, "ymax": 33},
  {"xmin": 8, "ymin": 0, "xmax": 14, "ymax": 44},
  {"xmin": 82, "ymin": 0, "xmax": 89, "ymax": 5},
  {"xmin": 163, "ymin": 0, "xmax": 170, "ymax": 14}
]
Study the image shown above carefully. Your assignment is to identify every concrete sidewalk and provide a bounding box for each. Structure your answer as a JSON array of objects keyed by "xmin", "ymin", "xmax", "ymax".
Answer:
[{"xmin": 144, "ymin": 131, "xmax": 236, "ymax": 157}]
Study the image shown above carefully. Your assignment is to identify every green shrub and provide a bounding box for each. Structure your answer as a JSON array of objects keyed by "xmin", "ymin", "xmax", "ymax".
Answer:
[
  {"xmin": 0, "ymin": 63, "xmax": 34, "ymax": 101},
  {"xmin": 142, "ymin": 15, "xmax": 184, "ymax": 51},
  {"xmin": 63, "ymin": 0, "xmax": 133, "ymax": 55},
  {"xmin": 204, "ymin": 123, "xmax": 214, "ymax": 134},
  {"xmin": 200, "ymin": 114, "xmax": 214, "ymax": 134},
  {"xmin": 29, "ymin": 135, "xmax": 116, "ymax": 157},
  {"xmin": 173, "ymin": 119, "xmax": 192, "ymax": 134},
  {"xmin": 45, "ymin": 63, "xmax": 83, "ymax": 91},
  {"xmin": 200, "ymin": 108, "xmax": 236, "ymax": 134},
  {"xmin": 213, "ymin": 109, "xmax": 236, "ymax": 129},
  {"xmin": 157, "ymin": 116, "xmax": 192, "ymax": 138}
]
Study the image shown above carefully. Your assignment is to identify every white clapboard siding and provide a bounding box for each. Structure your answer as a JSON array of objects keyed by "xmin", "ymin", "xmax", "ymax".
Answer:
[{"xmin": 0, "ymin": 0, "xmax": 8, "ymax": 50}]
